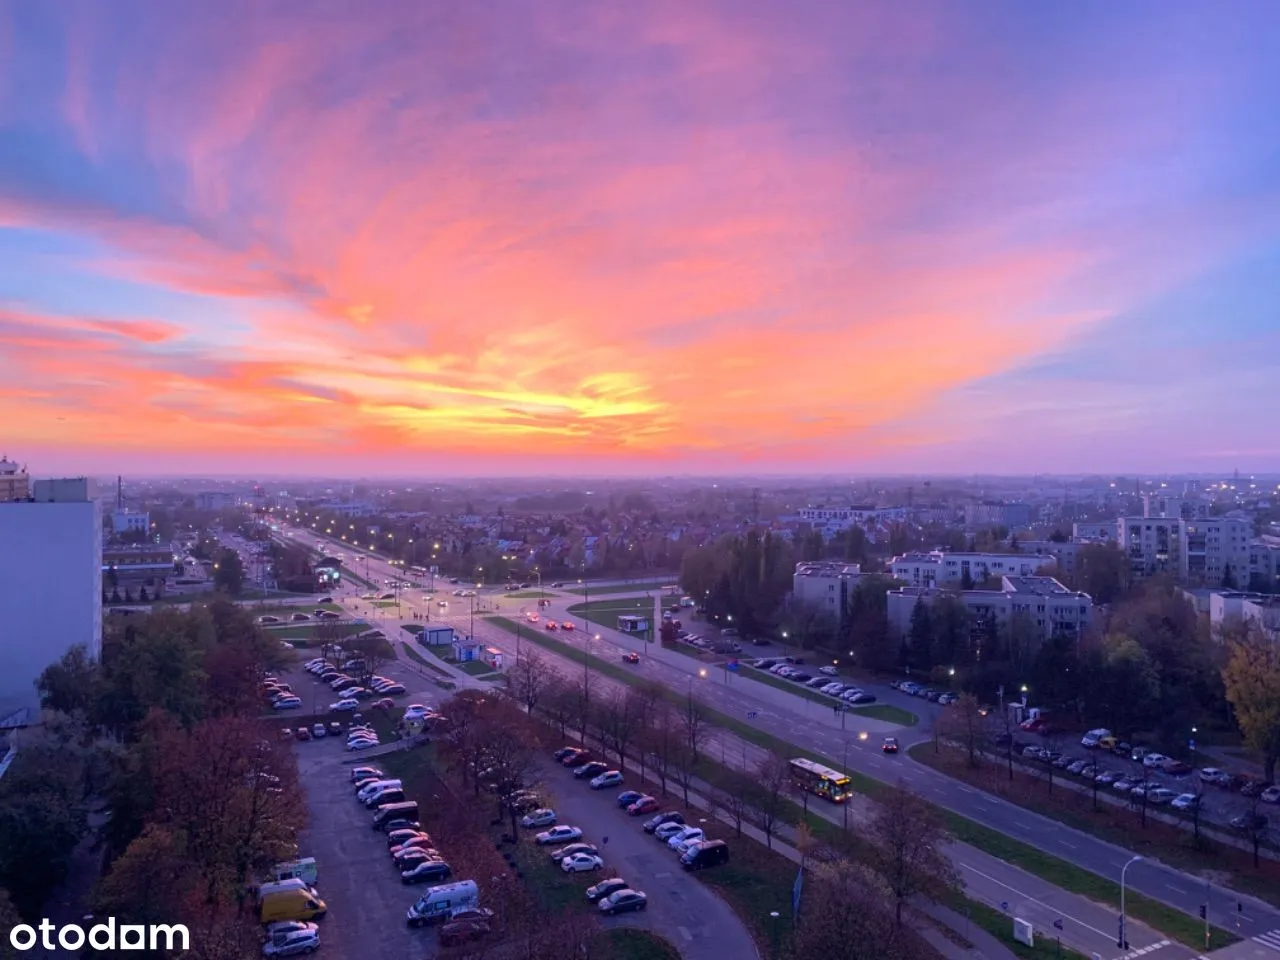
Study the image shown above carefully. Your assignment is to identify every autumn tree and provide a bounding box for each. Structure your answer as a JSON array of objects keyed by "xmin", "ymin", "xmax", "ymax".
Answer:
[
  {"xmin": 345, "ymin": 631, "xmax": 394, "ymax": 688},
  {"xmin": 937, "ymin": 693, "xmax": 985, "ymax": 767},
  {"xmin": 753, "ymin": 753, "xmax": 790, "ymax": 850},
  {"xmin": 506, "ymin": 649, "xmax": 552, "ymax": 715},
  {"xmin": 1223, "ymin": 628, "xmax": 1280, "ymax": 781},
  {"xmin": 868, "ymin": 784, "xmax": 961, "ymax": 926},
  {"xmin": 792, "ymin": 861, "xmax": 910, "ymax": 960},
  {"xmin": 597, "ymin": 688, "xmax": 641, "ymax": 773},
  {"xmin": 212, "ymin": 548, "xmax": 245, "ymax": 596},
  {"xmin": 572, "ymin": 672, "xmax": 595, "ymax": 746},
  {"xmin": 539, "ymin": 678, "xmax": 576, "ymax": 740}
]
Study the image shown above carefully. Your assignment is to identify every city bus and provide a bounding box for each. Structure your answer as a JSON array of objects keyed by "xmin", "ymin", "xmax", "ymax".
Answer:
[{"xmin": 787, "ymin": 757, "xmax": 852, "ymax": 803}]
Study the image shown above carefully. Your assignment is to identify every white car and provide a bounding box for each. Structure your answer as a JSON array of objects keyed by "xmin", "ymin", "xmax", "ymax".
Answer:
[
  {"xmin": 535, "ymin": 825, "xmax": 583, "ymax": 845},
  {"xmin": 1170, "ymin": 794, "xmax": 1201, "ymax": 811},
  {"xmin": 272, "ymin": 697, "xmax": 302, "ymax": 710},
  {"xmin": 521, "ymin": 809, "xmax": 557, "ymax": 828},
  {"xmin": 1142, "ymin": 753, "xmax": 1169, "ymax": 769},
  {"xmin": 329, "ymin": 698, "xmax": 360, "ymax": 711},
  {"xmin": 821, "ymin": 683, "xmax": 844, "ymax": 695},
  {"xmin": 1198, "ymin": 767, "xmax": 1229, "ymax": 786},
  {"xmin": 560, "ymin": 852, "xmax": 604, "ymax": 873},
  {"xmin": 819, "ymin": 665, "xmax": 838, "ymax": 676},
  {"xmin": 347, "ymin": 738, "xmax": 379, "ymax": 751},
  {"xmin": 667, "ymin": 826, "xmax": 704, "ymax": 851},
  {"xmin": 589, "ymin": 771, "xmax": 623, "ymax": 790},
  {"xmin": 654, "ymin": 821, "xmax": 686, "ymax": 842},
  {"xmin": 403, "ymin": 704, "xmax": 430, "ymax": 721},
  {"xmin": 1262, "ymin": 786, "xmax": 1280, "ymax": 804}
]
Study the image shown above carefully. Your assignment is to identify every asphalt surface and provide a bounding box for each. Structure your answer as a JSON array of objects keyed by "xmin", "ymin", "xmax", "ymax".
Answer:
[{"xmin": 281, "ymin": 525, "xmax": 1280, "ymax": 958}]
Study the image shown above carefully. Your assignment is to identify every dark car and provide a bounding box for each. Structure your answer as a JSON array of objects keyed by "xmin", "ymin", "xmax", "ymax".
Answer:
[
  {"xmin": 381, "ymin": 818, "xmax": 422, "ymax": 834},
  {"xmin": 553, "ymin": 746, "xmax": 578, "ymax": 761},
  {"xmin": 1231, "ymin": 813, "xmax": 1268, "ymax": 832},
  {"xmin": 882, "ymin": 737, "xmax": 899, "ymax": 754},
  {"xmin": 599, "ymin": 889, "xmax": 647, "ymax": 915},
  {"xmin": 561, "ymin": 750, "xmax": 592, "ymax": 767},
  {"xmin": 789, "ymin": 672, "xmax": 812, "ymax": 683},
  {"xmin": 681, "ymin": 839, "xmax": 730, "ymax": 870},
  {"xmin": 549, "ymin": 842, "xmax": 598, "ymax": 863},
  {"xmin": 628, "ymin": 796, "xmax": 660, "ymax": 816},
  {"xmin": 574, "ymin": 761, "xmax": 608, "ymax": 780},
  {"xmin": 586, "ymin": 877, "xmax": 629, "ymax": 902},
  {"xmin": 616, "ymin": 790, "xmax": 644, "ymax": 809},
  {"xmin": 439, "ymin": 918, "xmax": 489, "ymax": 947},
  {"xmin": 401, "ymin": 860, "xmax": 451, "ymax": 885},
  {"xmin": 643, "ymin": 812, "xmax": 684, "ymax": 834},
  {"xmin": 622, "ymin": 652, "xmax": 640, "ymax": 664},
  {"xmin": 387, "ymin": 829, "xmax": 431, "ymax": 849}
]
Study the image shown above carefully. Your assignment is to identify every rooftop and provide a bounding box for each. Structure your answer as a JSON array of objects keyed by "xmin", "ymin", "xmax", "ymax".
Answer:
[
  {"xmin": 1002, "ymin": 575, "xmax": 1081, "ymax": 597},
  {"xmin": 793, "ymin": 561, "xmax": 863, "ymax": 578}
]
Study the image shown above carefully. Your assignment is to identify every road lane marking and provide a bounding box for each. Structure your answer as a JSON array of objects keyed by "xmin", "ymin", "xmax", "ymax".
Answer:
[{"xmin": 958, "ymin": 862, "xmax": 1114, "ymax": 940}]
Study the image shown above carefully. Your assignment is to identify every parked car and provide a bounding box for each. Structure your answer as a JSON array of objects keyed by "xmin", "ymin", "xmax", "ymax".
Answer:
[
  {"xmin": 521, "ymin": 809, "xmax": 557, "ymax": 828},
  {"xmin": 819, "ymin": 665, "xmax": 838, "ymax": 676},
  {"xmin": 549, "ymin": 842, "xmax": 599, "ymax": 863},
  {"xmin": 667, "ymin": 826, "xmax": 704, "ymax": 851},
  {"xmin": 311, "ymin": 724, "xmax": 326, "ymax": 738},
  {"xmin": 598, "ymin": 889, "xmax": 647, "ymax": 915},
  {"xmin": 1142, "ymin": 753, "xmax": 1169, "ymax": 769},
  {"xmin": 401, "ymin": 860, "xmax": 452, "ymax": 885},
  {"xmin": 1262, "ymin": 785, "xmax": 1280, "ymax": 804},
  {"xmin": 329, "ymin": 698, "xmax": 360, "ymax": 712},
  {"xmin": 553, "ymin": 746, "xmax": 579, "ymax": 761},
  {"xmin": 586, "ymin": 877, "xmax": 629, "ymax": 902},
  {"xmin": 643, "ymin": 812, "xmax": 684, "ymax": 833},
  {"xmin": 535, "ymin": 825, "xmax": 583, "ymax": 845},
  {"xmin": 1171, "ymin": 793, "xmax": 1201, "ymax": 811},
  {"xmin": 350, "ymin": 766, "xmax": 384, "ymax": 783},
  {"xmin": 681, "ymin": 839, "xmax": 730, "ymax": 870},
  {"xmin": 616, "ymin": 791, "xmax": 644, "ymax": 809},
  {"xmin": 575, "ymin": 762, "xmax": 609, "ymax": 780},
  {"xmin": 387, "ymin": 829, "xmax": 431, "ymax": 849},
  {"xmin": 439, "ymin": 917, "xmax": 490, "ymax": 947},
  {"xmin": 628, "ymin": 796, "xmax": 660, "ymax": 816},
  {"xmin": 590, "ymin": 771, "xmax": 624, "ymax": 790},
  {"xmin": 1146, "ymin": 788, "xmax": 1177, "ymax": 805},
  {"xmin": 561, "ymin": 852, "xmax": 605, "ymax": 874},
  {"xmin": 654, "ymin": 821, "xmax": 687, "ymax": 842}
]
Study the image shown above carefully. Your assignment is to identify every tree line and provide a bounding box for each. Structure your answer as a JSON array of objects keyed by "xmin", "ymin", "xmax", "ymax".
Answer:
[{"xmin": 5, "ymin": 599, "xmax": 304, "ymax": 958}]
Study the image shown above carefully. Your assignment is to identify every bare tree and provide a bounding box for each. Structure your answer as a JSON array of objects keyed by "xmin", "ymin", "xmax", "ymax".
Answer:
[
  {"xmin": 485, "ymin": 718, "xmax": 539, "ymax": 838},
  {"xmin": 598, "ymin": 688, "xmax": 642, "ymax": 773},
  {"xmin": 937, "ymin": 692, "xmax": 985, "ymax": 766},
  {"xmin": 505, "ymin": 650, "xmax": 552, "ymax": 715},
  {"xmin": 792, "ymin": 861, "xmax": 911, "ymax": 960},
  {"xmin": 539, "ymin": 678, "xmax": 575, "ymax": 740},
  {"xmin": 631, "ymin": 682, "xmax": 664, "ymax": 782},
  {"xmin": 753, "ymin": 752, "xmax": 790, "ymax": 850},
  {"xmin": 680, "ymin": 693, "xmax": 711, "ymax": 762},
  {"xmin": 645, "ymin": 700, "xmax": 678, "ymax": 797},
  {"xmin": 314, "ymin": 621, "xmax": 346, "ymax": 667},
  {"xmin": 868, "ymin": 783, "xmax": 961, "ymax": 926},
  {"xmin": 715, "ymin": 784, "xmax": 752, "ymax": 838},
  {"xmin": 572, "ymin": 672, "xmax": 595, "ymax": 747},
  {"xmin": 345, "ymin": 630, "xmax": 393, "ymax": 688},
  {"xmin": 670, "ymin": 743, "xmax": 698, "ymax": 808}
]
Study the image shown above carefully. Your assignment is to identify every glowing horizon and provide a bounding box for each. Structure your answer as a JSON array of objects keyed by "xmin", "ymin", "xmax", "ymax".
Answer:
[{"xmin": 2, "ymin": 1, "xmax": 1279, "ymax": 477}]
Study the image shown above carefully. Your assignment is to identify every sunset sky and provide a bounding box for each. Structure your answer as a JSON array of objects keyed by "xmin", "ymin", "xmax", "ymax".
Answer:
[{"xmin": 2, "ymin": 1, "xmax": 1278, "ymax": 476}]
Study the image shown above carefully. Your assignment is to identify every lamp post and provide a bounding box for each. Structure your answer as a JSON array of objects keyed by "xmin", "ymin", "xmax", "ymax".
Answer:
[
  {"xmin": 842, "ymin": 739, "xmax": 853, "ymax": 829},
  {"xmin": 1119, "ymin": 855, "xmax": 1142, "ymax": 949}
]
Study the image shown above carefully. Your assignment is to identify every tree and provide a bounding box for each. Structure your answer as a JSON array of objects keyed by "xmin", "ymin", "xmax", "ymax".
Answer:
[
  {"xmin": 680, "ymin": 693, "xmax": 711, "ymax": 762},
  {"xmin": 752, "ymin": 753, "xmax": 790, "ymax": 850},
  {"xmin": 36, "ymin": 644, "xmax": 99, "ymax": 717},
  {"xmin": 669, "ymin": 743, "xmax": 698, "ymax": 808},
  {"xmin": 506, "ymin": 650, "xmax": 552, "ymax": 715},
  {"xmin": 1098, "ymin": 634, "xmax": 1162, "ymax": 739},
  {"xmin": 868, "ymin": 784, "xmax": 961, "ymax": 926},
  {"xmin": 572, "ymin": 673, "xmax": 594, "ymax": 746},
  {"xmin": 1074, "ymin": 542, "xmax": 1129, "ymax": 605},
  {"xmin": 644, "ymin": 701, "xmax": 679, "ymax": 797},
  {"xmin": 213, "ymin": 548, "xmax": 244, "ymax": 596},
  {"xmin": 540, "ymin": 678, "xmax": 576, "ymax": 739},
  {"xmin": 937, "ymin": 693, "xmax": 984, "ymax": 766},
  {"xmin": 714, "ymin": 784, "xmax": 752, "ymax": 838},
  {"xmin": 1222, "ymin": 629, "xmax": 1280, "ymax": 782},
  {"xmin": 345, "ymin": 632, "xmax": 393, "ymax": 688},
  {"xmin": 791, "ymin": 861, "xmax": 908, "ymax": 960},
  {"xmin": 138, "ymin": 584, "xmax": 150, "ymax": 602},
  {"xmin": 845, "ymin": 577, "xmax": 897, "ymax": 672},
  {"xmin": 597, "ymin": 689, "xmax": 642, "ymax": 773}
]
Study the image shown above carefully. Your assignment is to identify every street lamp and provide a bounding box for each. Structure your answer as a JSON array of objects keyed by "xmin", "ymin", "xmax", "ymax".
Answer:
[{"xmin": 1119, "ymin": 856, "xmax": 1142, "ymax": 949}]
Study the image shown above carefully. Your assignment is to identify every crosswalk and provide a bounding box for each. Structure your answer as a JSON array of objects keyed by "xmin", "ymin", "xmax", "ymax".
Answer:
[{"xmin": 1255, "ymin": 928, "xmax": 1280, "ymax": 953}]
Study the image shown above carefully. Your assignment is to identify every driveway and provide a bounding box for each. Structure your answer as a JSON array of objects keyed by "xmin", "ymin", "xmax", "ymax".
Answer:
[
  {"xmin": 543, "ymin": 762, "xmax": 758, "ymax": 960},
  {"xmin": 295, "ymin": 738, "xmax": 437, "ymax": 960}
]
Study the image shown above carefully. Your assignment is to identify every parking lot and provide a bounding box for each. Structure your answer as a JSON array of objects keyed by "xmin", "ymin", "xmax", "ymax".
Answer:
[
  {"xmin": 539, "ymin": 757, "xmax": 757, "ymax": 960},
  {"xmin": 295, "ymin": 738, "xmax": 438, "ymax": 959}
]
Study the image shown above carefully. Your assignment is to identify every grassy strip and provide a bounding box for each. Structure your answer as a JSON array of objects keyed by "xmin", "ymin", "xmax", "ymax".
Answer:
[
  {"xmin": 504, "ymin": 591, "xmax": 551, "ymax": 599},
  {"xmin": 734, "ymin": 666, "xmax": 918, "ymax": 726},
  {"xmin": 565, "ymin": 583, "xmax": 676, "ymax": 597},
  {"xmin": 399, "ymin": 642, "xmax": 453, "ymax": 677},
  {"xmin": 455, "ymin": 660, "xmax": 497, "ymax": 677},
  {"xmin": 488, "ymin": 614, "xmax": 1237, "ymax": 951},
  {"xmin": 565, "ymin": 600, "xmax": 656, "ymax": 631},
  {"xmin": 266, "ymin": 623, "xmax": 369, "ymax": 640},
  {"xmin": 589, "ymin": 929, "xmax": 682, "ymax": 960},
  {"xmin": 957, "ymin": 897, "xmax": 1091, "ymax": 960}
]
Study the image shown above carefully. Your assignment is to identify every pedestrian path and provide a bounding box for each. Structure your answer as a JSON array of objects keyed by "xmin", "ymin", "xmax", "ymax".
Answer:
[{"xmin": 1201, "ymin": 926, "xmax": 1280, "ymax": 958}]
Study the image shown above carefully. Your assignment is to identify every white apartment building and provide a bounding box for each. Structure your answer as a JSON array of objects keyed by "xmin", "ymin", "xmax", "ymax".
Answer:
[
  {"xmin": 1072, "ymin": 521, "xmax": 1119, "ymax": 541},
  {"xmin": 792, "ymin": 561, "xmax": 863, "ymax": 620},
  {"xmin": 1013, "ymin": 540, "xmax": 1083, "ymax": 577},
  {"xmin": 1209, "ymin": 591, "xmax": 1280, "ymax": 642},
  {"xmin": 1185, "ymin": 517, "xmax": 1252, "ymax": 587},
  {"xmin": 110, "ymin": 509, "xmax": 150, "ymax": 536},
  {"xmin": 798, "ymin": 505, "xmax": 908, "ymax": 537},
  {"xmin": 0, "ymin": 477, "xmax": 102, "ymax": 727},
  {"xmin": 886, "ymin": 576, "xmax": 1093, "ymax": 644},
  {"xmin": 888, "ymin": 551, "xmax": 1057, "ymax": 588},
  {"xmin": 0, "ymin": 458, "xmax": 29, "ymax": 502},
  {"xmin": 1118, "ymin": 517, "xmax": 1188, "ymax": 579},
  {"xmin": 1249, "ymin": 538, "xmax": 1280, "ymax": 593}
]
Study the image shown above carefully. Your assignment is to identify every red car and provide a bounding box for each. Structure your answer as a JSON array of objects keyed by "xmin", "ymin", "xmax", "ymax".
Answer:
[
  {"xmin": 295, "ymin": 727, "xmax": 311, "ymax": 742},
  {"xmin": 622, "ymin": 652, "xmax": 640, "ymax": 664},
  {"xmin": 371, "ymin": 697, "xmax": 395, "ymax": 711},
  {"xmin": 439, "ymin": 918, "xmax": 490, "ymax": 947},
  {"xmin": 545, "ymin": 621, "xmax": 558, "ymax": 631},
  {"xmin": 628, "ymin": 796, "xmax": 659, "ymax": 816},
  {"xmin": 561, "ymin": 621, "xmax": 575, "ymax": 630}
]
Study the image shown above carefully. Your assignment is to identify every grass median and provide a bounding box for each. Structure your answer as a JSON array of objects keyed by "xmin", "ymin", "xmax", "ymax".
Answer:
[
  {"xmin": 565, "ymin": 583, "xmax": 676, "ymax": 597},
  {"xmin": 487, "ymin": 614, "xmax": 1237, "ymax": 951},
  {"xmin": 400, "ymin": 642, "xmax": 453, "ymax": 677},
  {"xmin": 734, "ymin": 666, "xmax": 918, "ymax": 727}
]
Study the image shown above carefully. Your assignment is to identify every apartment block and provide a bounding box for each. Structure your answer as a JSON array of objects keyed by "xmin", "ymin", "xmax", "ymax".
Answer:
[
  {"xmin": 0, "ymin": 477, "xmax": 102, "ymax": 727},
  {"xmin": 0, "ymin": 459, "xmax": 29, "ymax": 502},
  {"xmin": 886, "ymin": 575, "xmax": 1093, "ymax": 644},
  {"xmin": 1249, "ymin": 538, "xmax": 1280, "ymax": 593},
  {"xmin": 964, "ymin": 502, "xmax": 1033, "ymax": 529},
  {"xmin": 791, "ymin": 561, "xmax": 863, "ymax": 620},
  {"xmin": 1073, "ymin": 520, "xmax": 1120, "ymax": 541},
  {"xmin": 1118, "ymin": 517, "xmax": 1188, "ymax": 579},
  {"xmin": 1185, "ymin": 517, "xmax": 1252, "ymax": 587},
  {"xmin": 889, "ymin": 551, "xmax": 1057, "ymax": 588}
]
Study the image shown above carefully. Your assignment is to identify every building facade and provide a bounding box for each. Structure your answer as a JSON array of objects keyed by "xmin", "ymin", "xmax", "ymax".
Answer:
[
  {"xmin": 1072, "ymin": 521, "xmax": 1119, "ymax": 541},
  {"xmin": 0, "ymin": 459, "xmax": 29, "ymax": 501},
  {"xmin": 0, "ymin": 479, "xmax": 102, "ymax": 727},
  {"xmin": 888, "ymin": 551, "xmax": 1057, "ymax": 588},
  {"xmin": 1118, "ymin": 517, "xmax": 1188, "ymax": 579},
  {"xmin": 110, "ymin": 509, "xmax": 151, "ymax": 536},
  {"xmin": 886, "ymin": 576, "xmax": 1093, "ymax": 644},
  {"xmin": 1249, "ymin": 538, "xmax": 1280, "ymax": 593},
  {"xmin": 791, "ymin": 561, "xmax": 863, "ymax": 620},
  {"xmin": 1185, "ymin": 517, "xmax": 1252, "ymax": 587},
  {"xmin": 964, "ymin": 502, "xmax": 1033, "ymax": 529}
]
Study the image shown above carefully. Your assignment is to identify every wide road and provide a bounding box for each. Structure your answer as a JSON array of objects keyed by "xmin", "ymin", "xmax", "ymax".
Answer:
[{"xmin": 281, "ymin": 525, "xmax": 1280, "ymax": 956}]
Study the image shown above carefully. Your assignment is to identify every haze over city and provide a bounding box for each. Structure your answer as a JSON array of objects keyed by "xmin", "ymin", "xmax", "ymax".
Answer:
[{"xmin": 3, "ymin": 1, "xmax": 1279, "ymax": 476}]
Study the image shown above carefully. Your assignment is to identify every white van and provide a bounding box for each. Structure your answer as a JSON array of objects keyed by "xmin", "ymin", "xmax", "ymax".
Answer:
[
  {"xmin": 357, "ymin": 779, "xmax": 401, "ymax": 803},
  {"xmin": 256, "ymin": 878, "xmax": 320, "ymax": 901},
  {"xmin": 270, "ymin": 858, "xmax": 318, "ymax": 887},
  {"xmin": 405, "ymin": 880, "xmax": 479, "ymax": 927}
]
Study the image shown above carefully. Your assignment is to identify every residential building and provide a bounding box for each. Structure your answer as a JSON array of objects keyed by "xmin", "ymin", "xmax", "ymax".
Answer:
[
  {"xmin": 886, "ymin": 576, "xmax": 1093, "ymax": 645},
  {"xmin": 1118, "ymin": 517, "xmax": 1188, "ymax": 579},
  {"xmin": 103, "ymin": 544, "xmax": 176, "ymax": 591},
  {"xmin": 797, "ymin": 505, "xmax": 908, "ymax": 537},
  {"xmin": 964, "ymin": 502, "xmax": 1032, "ymax": 529},
  {"xmin": 1209, "ymin": 591, "xmax": 1280, "ymax": 642},
  {"xmin": 1012, "ymin": 540, "xmax": 1083, "ymax": 577},
  {"xmin": 1072, "ymin": 520, "xmax": 1119, "ymax": 541},
  {"xmin": 0, "ymin": 459, "xmax": 29, "ymax": 501},
  {"xmin": 1141, "ymin": 493, "xmax": 1185, "ymax": 520},
  {"xmin": 1249, "ymin": 538, "xmax": 1280, "ymax": 593},
  {"xmin": 888, "ymin": 551, "xmax": 1057, "ymax": 588},
  {"xmin": 110, "ymin": 509, "xmax": 151, "ymax": 536},
  {"xmin": 0, "ymin": 477, "xmax": 102, "ymax": 727},
  {"xmin": 1185, "ymin": 517, "xmax": 1252, "ymax": 587},
  {"xmin": 316, "ymin": 500, "xmax": 375, "ymax": 518},
  {"xmin": 195, "ymin": 491, "xmax": 238, "ymax": 511},
  {"xmin": 791, "ymin": 561, "xmax": 863, "ymax": 620}
]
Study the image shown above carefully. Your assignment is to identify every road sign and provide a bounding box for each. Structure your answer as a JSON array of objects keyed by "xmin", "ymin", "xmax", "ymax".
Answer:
[
  {"xmin": 1053, "ymin": 919, "xmax": 1063, "ymax": 931},
  {"xmin": 1000, "ymin": 901, "xmax": 1009, "ymax": 912},
  {"xmin": 792, "ymin": 868, "xmax": 803, "ymax": 916},
  {"xmin": 746, "ymin": 711, "xmax": 757, "ymax": 720}
]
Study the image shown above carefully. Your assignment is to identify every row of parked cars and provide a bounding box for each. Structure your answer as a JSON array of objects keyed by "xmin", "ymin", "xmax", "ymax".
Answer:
[
  {"xmin": 265, "ymin": 677, "xmax": 303, "ymax": 711},
  {"xmin": 889, "ymin": 680, "xmax": 959, "ymax": 704},
  {"xmin": 1076, "ymin": 728, "xmax": 1280, "ymax": 802},
  {"xmin": 259, "ymin": 608, "xmax": 344, "ymax": 625},
  {"xmin": 749, "ymin": 659, "xmax": 879, "ymax": 705},
  {"xmin": 347, "ymin": 767, "xmax": 495, "ymax": 946}
]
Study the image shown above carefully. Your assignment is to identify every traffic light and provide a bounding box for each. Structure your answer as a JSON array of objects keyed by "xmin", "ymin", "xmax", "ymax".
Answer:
[{"xmin": 1199, "ymin": 905, "xmax": 1207, "ymax": 920}]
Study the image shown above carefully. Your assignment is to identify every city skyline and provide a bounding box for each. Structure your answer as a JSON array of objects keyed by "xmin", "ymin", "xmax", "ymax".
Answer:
[{"xmin": 3, "ymin": 1, "xmax": 1279, "ymax": 476}]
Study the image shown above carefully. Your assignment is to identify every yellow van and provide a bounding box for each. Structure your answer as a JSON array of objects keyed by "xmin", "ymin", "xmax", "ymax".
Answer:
[
  {"xmin": 1097, "ymin": 735, "xmax": 1118, "ymax": 751},
  {"xmin": 259, "ymin": 888, "xmax": 327, "ymax": 925}
]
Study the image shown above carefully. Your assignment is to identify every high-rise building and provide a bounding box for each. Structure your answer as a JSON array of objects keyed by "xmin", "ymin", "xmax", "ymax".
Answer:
[
  {"xmin": 1185, "ymin": 517, "xmax": 1253, "ymax": 587},
  {"xmin": 1118, "ymin": 517, "xmax": 1188, "ymax": 579},
  {"xmin": 0, "ymin": 476, "xmax": 102, "ymax": 727}
]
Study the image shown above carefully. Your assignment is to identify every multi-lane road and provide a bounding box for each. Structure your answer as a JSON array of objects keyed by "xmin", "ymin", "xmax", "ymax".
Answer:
[{"xmin": 280, "ymin": 525, "xmax": 1280, "ymax": 959}]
